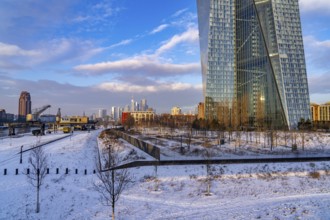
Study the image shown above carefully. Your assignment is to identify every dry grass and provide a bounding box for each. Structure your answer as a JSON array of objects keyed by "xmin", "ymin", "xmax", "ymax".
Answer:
[{"xmin": 309, "ymin": 171, "xmax": 321, "ymax": 179}]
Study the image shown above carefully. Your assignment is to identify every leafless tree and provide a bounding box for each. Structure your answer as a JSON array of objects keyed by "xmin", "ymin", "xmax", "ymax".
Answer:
[
  {"xmin": 203, "ymin": 150, "xmax": 214, "ymax": 196},
  {"xmin": 283, "ymin": 131, "xmax": 289, "ymax": 146},
  {"xmin": 94, "ymin": 142, "xmax": 132, "ymax": 220},
  {"xmin": 185, "ymin": 125, "xmax": 193, "ymax": 151},
  {"xmin": 26, "ymin": 147, "xmax": 48, "ymax": 213},
  {"xmin": 291, "ymin": 130, "xmax": 298, "ymax": 151},
  {"xmin": 300, "ymin": 131, "xmax": 306, "ymax": 151},
  {"xmin": 123, "ymin": 115, "xmax": 135, "ymax": 130}
]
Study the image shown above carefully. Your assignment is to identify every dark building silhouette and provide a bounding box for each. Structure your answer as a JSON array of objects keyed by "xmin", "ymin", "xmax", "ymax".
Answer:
[{"xmin": 18, "ymin": 91, "xmax": 31, "ymax": 120}]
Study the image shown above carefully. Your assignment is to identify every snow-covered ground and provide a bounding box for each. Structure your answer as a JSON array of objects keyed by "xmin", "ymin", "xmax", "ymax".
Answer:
[
  {"xmin": 0, "ymin": 128, "xmax": 330, "ymax": 219},
  {"xmin": 134, "ymin": 128, "xmax": 330, "ymax": 160}
]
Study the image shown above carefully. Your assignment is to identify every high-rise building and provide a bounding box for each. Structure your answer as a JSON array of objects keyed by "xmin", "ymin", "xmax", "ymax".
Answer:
[
  {"xmin": 98, "ymin": 109, "xmax": 107, "ymax": 119},
  {"xmin": 197, "ymin": 0, "xmax": 310, "ymax": 129},
  {"xmin": 111, "ymin": 106, "xmax": 122, "ymax": 121},
  {"xmin": 131, "ymin": 97, "xmax": 135, "ymax": 112},
  {"xmin": 18, "ymin": 91, "xmax": 31, "ymax": 119},
  {"xmin": 140, "ymin": 99, "xmax": 148, "ymax": 111},
  {"xmin": 135, "ymin": 101, "xmax": 139, "ymax": 112}
]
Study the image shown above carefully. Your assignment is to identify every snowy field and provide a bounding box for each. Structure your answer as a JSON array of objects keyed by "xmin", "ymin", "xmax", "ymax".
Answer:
[
  {"xmin": 134, "ymin": 128, "xmax": 330, "ymax": 159},
  {"xmin": 0, "ymin": 128, "xmax": 330, "ymax": 219}
]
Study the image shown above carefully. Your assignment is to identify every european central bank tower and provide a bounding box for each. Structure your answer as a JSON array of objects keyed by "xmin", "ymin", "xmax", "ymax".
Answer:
[{"xmin": 197, "ymin": 0, "xmax": 311, "ymax": 129}]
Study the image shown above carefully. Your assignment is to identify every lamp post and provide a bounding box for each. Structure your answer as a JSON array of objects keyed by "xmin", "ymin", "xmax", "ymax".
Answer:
[{"xmin": 20, "ymin": 145, "xmax": 23, "ymax": 164}]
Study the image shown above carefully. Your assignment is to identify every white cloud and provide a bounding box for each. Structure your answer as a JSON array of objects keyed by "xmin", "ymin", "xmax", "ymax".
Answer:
[
  {"xmin": 0, "ymin": 39, "xmax": 106, "ymax": 70},
  {"xmin": 150, "ymin": 24, "xmax": 169, "ymax": 35},
  {"xmin": 299, "ymin": 0, "xmax": 330, "ymax": 13},
  {"xmin": 72, "ymin": 16, "xmax": 91, "ymax": 23},
  {"xmin": 304, "ymin": 36, "xmax": 330, "ymax": 71},
  {"xmin": 96, "ymin": 81, "xmax": 202, "ymax": 93},
  {"xmin": 308, "ymin": 72, "xmax": 330, "ymax": 94},
  {"xmin": 172, "ymin": 8, "xmax": 188, "ymax": 18},
  {"xmin": 0, "ymin": 75, "xmax": 203, "ymax": 115},
  {"xmin": 156, "ymin": 28, "xmax": 199, "ymax": 55},
  {"xmin": 74, "ymin": 55, "xmax": 200, "ymax": 76},
  {"xmin": 74, "ymin": 27, "xmax": 201, "ymax": 77},
  {"xmin": 107, "ymin": 39, "xmax": 133, "ymax": 49},
  {"xmin": 304, "ymin": 36, "xmax": 330, "ymax": 48},
  {"xmin": 0, "ymin": 42, "xmax": 39, "ymax": 57}
]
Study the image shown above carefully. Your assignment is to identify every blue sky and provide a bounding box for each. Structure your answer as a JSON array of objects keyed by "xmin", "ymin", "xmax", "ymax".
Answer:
[{"xmin": 0, "ymin": 0, "xmax": 330, "ymax": 116}]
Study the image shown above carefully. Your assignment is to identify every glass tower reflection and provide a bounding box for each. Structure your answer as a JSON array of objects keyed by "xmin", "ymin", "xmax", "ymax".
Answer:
[{"xmin": 197, "ymin": 0, "xmax": 311, "ymax": 129}]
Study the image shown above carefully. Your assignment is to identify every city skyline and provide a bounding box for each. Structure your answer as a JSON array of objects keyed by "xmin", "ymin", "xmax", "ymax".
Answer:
[{"xmin": 0, "ymin": 0, "xmax": 330, "ymax": 116}]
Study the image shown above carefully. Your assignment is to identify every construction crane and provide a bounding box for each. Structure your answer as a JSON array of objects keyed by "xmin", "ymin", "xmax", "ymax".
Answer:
[{"xmin": 26, "ymin": 105, "xmax": 51, "ymax": 122}]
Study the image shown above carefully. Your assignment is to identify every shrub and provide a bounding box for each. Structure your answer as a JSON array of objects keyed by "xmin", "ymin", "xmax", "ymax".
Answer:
[
  {"xmin": 309, "ymin": 171, "xmax": 320, "ymax": 179},
  {"xmin": 141, "ymin": 175, "xmax": 157, "ymax": 182}
]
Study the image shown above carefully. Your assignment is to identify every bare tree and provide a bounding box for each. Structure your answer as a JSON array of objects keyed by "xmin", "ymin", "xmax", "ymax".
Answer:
[
  {"xmin": 300, "ymin": 131, "xmax": 306, "ymax": 151},
  {"xmin": 94, "ymin": 141, "xmax": 132, "ymax": 220},
  {"xmin": 123, "ymin": 115, "xmax": 135, "ymax": 130},
  {"xmin": 203, "ymin": 150, "xmax": 214, "ymax": 196},
  {"xmin": 283, "ymin": 131, "xmax": 289, "ymax": 146},
  {"xmin": 26, "ymin": 147, "xmax": 48, "ymax": 213},
  {"xmin": 185, "ymin": 132, "xmax": 192, "ymax": 152}
]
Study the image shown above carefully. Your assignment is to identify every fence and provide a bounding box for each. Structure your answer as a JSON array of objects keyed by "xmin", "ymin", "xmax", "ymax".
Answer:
[
  {"xmin": 110, "ymin": 130, "xmax": 160, "ymax": 160},
  {"xmin": 2, "ymin": 168, "xmax": 96, "ymax": 176}
]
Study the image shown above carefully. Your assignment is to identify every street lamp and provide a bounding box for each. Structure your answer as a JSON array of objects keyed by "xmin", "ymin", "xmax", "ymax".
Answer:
[{"xmin": 20, "ymin": 145, "xmax": 23, "ymax": 164}]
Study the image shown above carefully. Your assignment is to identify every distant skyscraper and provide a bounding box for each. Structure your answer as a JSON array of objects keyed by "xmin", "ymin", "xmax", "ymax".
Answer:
[
  {"xmin": 197, "ymin": 0, "xmax": 311, "ymax": 129},
  {"xmin": 98, "ymin": 109, "xmax": 107, "ymax": 118},
  {"xmin": 18, "ymin": 91, "xmax": 31, "ymax": 118},
  {"xmin": 135, "ymin": 101, "xmax": 139, "ymax": 112},
  {"xmin": 131, "ymin": 96, "xmax": 135, "ymax": 112},
  {"xmin": 111, "ymin": 106, "xmax": 121, "ymax": 121},
  {"xmin": 140, "ymin": 99, "xmax": 148, "ymax": 111}
]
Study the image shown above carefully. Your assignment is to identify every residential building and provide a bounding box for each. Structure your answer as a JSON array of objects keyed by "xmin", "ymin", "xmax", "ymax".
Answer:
[
  {"xmin": 197, "ymin": 0, "xmax": 311, "ymax": 129},
  {"xmin": 197, "ymin": 102, "xmax": 205, "ymax": 119},
  {"xmin": 311, "ymin": 102, "xmax": 330, "ymax": 122},
  {"xmin": 122, "ymin": 111, "xmax": 155, "ymax": 125}
]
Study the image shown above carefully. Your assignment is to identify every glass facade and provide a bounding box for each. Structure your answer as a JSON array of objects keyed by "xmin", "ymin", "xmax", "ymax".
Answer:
[{"xmin": 197, "ymin": 0, "xmax": 311, "ymax": 129}]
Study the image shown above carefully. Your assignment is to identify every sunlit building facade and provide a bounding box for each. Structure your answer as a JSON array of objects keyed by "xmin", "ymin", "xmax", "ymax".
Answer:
[
  {"xmin": 197, "ymin": 0, "xmax": 310, "ymax": 129},
  {"xmin": 18, "ymin": 91, "xmax": 31, "ymax": 119},
  {"xmin": 311, "ymin": 102, "xmax": 330, "ymax": 122}
]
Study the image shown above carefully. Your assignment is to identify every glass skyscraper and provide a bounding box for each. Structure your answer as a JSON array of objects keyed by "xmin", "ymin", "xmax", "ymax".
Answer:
[{"xmin": 197, "ymin": 0, "xmax": 310, "ymax": 129}]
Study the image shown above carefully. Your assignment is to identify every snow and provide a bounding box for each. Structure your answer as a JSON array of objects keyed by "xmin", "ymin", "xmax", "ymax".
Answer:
[{"xmin": 0, "ymin": 128, "xmax": 330, "ymax": 219}]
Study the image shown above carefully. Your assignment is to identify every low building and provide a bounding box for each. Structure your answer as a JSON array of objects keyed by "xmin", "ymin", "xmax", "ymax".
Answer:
[
  {"xmin": 0, "ymin": 109, "xmax": 6, "ymax": 121},
  {"xmin": 310, "ymin": 102, "xmax": 330, "ymax": 129},
  {"xmin": 60, "ymin": 116, "xmax": 89, "ymax": 125},
  {"xmin": 159, "ymin": 113, "xmax": 196, "ymax": 128},
  {"xmin": 121, "ymin": 111, "xmax": 155, "ymax": 125},
  {"xmin": 311, "ymin": 102, "xmax": 330, "ymax": 122},
  {"xmin": 130, "ymin": 111, "xmax": 155, "ymax": 124},
  {"xmin": 171, "ymin": 107, "xmax": 181, "ymax": 116},
  {"xmin": 39, "ymin": 114, "xmax": 56, "ymax": 123}
]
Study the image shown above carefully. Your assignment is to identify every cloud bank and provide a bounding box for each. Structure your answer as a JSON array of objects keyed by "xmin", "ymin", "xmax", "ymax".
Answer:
[{"xmin": 299, "ymin": 0, "xmax": 330, "ymax": 14}]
